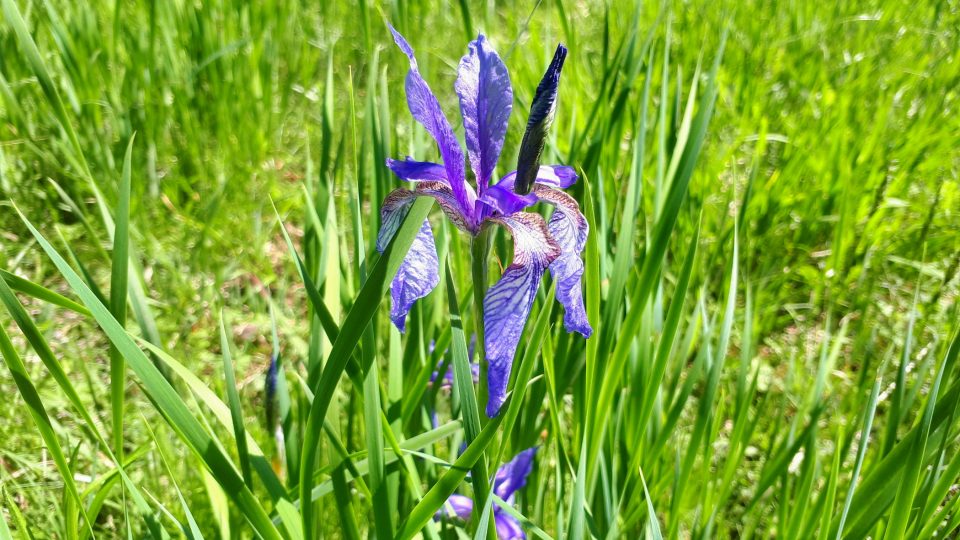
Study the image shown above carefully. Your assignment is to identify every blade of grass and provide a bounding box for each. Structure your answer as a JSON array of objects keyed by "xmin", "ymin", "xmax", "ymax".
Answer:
[
  {"xmin": 396, "ymin": 411, "xmax": 506, "ymax": 540},
  {"xmin": 0, "ymin": 323, "xmax": 95, "ymax": 537},
  {"xmin": 298, "ymin": 196, "xmax": 433, "ymax": 537},
  {"xmin": 219, "ymin": 313, "xmax": 252, "ymax": 485},
  {"xmin": 12, "ymin": 206, "xmax": 283, "ymax": 540},
  {"xmin": 445, "ymin": 261, "xmax": 492, "ymax": 535},
  {"xmin": 109, "ymin": 135, "xmax": 134, "ymax": 459},
  {"xmin": 883, "ymin": 340, "xmax": 950, "ymax": 540},
  {"xmin": 0, "ymin": 270, "xmax": 91, "ymax": 317},
  {"xmin": 834, "ymin": 371, "xmax": 883, "ymax": 539}
]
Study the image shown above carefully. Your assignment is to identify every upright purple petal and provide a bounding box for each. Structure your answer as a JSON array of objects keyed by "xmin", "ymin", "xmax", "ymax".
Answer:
[
  {"xmin": 386, "ymin": 157, "xmax": 449, "ymax": 185},
  {"xmin": 389, "ymin": 26, "xmax": 476, "ymax": 223},
  {"xmin": 494, "ymin": 512, "xmax": 526, "ymax": 540},
  {"xmin": 493, "ymin": 447, "xmax": 538, "ymax": 502},
  {"xmin": 456, "ymin": 34, "xmax": 512, "ymax": 190},
  {"xmin": 483, "ymin": 214, "xmax": 560, "ymax": 417},
  {"xmin": 535, "ymin": 186, "xmax": 592, "ymax": 337}
]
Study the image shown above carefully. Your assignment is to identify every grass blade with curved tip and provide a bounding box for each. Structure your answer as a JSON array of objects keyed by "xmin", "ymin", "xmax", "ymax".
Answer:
[
  {"xmin": 298, "ymin": 195, "xmax": 433, "ymax": 537},
  {"xmin": 0, "ymin": 270, "xmax": 91, "ymax": 317},
  {"xmin": 12, "ymin": 206, "xmax": 283, "ymax": 540}
]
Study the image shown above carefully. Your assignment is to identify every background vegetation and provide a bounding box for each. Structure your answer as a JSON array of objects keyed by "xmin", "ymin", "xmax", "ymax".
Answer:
[{"xmin": 0, "ymin": 0, "xmax": 958, "ymax": 538}]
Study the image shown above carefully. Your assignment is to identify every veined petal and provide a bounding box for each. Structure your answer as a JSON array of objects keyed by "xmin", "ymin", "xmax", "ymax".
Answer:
[
  {"xmin": 514, "ymin": 44, "xmax": 568, "ymax": 195},
  {"xmin": 389, "ymin": 220, "xmax": 439, "ymax": 332},
  {"xmin": 483, "ymin": 213, "xmax": 560, "ymax": 417},
  {"xmin": 378, "ymin": 183, "xmax": 471, "ymax": 331},
  {"xmin": 494, "ymin": 447, "xmax": 538, "ymax": 502},
  {"xmin": 389, "ymin": 26, "xmax": 476, "ymax": 221},
  {"xmin": 494, "ymin": 512, "xmax": 526, "ymax": 540},
  {"xmin": 378, "ymin": 183, "xmax": 472, "ymax": 253},
  {"xmin": 534, "ymin": 186, "xmax": 592, "ymax": 337},
  {"xmin": 386, "ymin": 157, "xmax": 448, "ymax": 184},
  {"xmin": 436, "ymin": 494, "xmax": 473, "ymax": 522},
  {"xmin": 456, "ymin": 34, "xmax": 512, "ymax": 190}
]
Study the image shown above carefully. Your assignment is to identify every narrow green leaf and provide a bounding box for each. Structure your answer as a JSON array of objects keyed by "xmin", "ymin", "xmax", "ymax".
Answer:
[
  {"xmin": 0, "ymin": 323, "xmax": 95, "ymax": 537},
  {"xmin": 109, "ymin": 135, "xmax": 134, "ymax": 458},
  {"xmin": 0, "ymin": 270, "xmax": 90, "ymax": 317},
  {"xmin": 220, "ymin": 314, "xmax": 252, "ymax": 485},
  {"xmin": 298, "ymin": 196, "xmax": 433, "ymax": 537},
  {"xmin": 13, "ymin": 207, "xmax": 283, "ymax": 540}
]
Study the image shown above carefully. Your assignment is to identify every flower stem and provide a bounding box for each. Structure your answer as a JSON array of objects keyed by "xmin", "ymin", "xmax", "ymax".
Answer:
[
  {"xmin": 469, "ymin": 227, "xmax": 497, "ymax": 539},
  {"xmin": 471, "ymin": 227, "xmax": 493, "ymax": 419}
]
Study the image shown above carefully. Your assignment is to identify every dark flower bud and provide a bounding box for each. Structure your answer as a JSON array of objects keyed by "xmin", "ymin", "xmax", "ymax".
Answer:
[{"xmin": 514, "ymin": 44, "xmax": 567, "ymax": 195}]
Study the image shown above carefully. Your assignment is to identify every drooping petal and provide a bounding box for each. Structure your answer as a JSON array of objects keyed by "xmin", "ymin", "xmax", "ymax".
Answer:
[
  {"xmin": 493, "ymin": 447, "xmax": 538, "ymax": 502},
  {"xmin": 534, "ymin": 186, "xmax": 592, "ymax": 337},
  {"xmin": 389, "ymin": 26, "xmax": 476, "ymax": 222},
  {"xmin": 483, "ymin": 213, "xmax": 561, "ymax": 417},
  {"xmin": 456, "ymin": 34, "xmax": 512, "ymax": 190},
  {"xmin": 389, "ymin": 220, "xmax": 439, "ymax": 332},
  {"xmin": 378, "ymin": 183, "xmax": 470, "ymax": 331},
  {"xmin": 494, "ymin": 512, "xmax": 526, "ymax": 540},
  {"xmin": 436, "ymin": 494, "xmax": 474, "ymax": 522},
  {"xmin": 386, "ymin": 157, "xmax": 448, "ymax": 184},
  {"xmin": 514, "ymin": 45, "xmax": 568, "ymax": 195}
]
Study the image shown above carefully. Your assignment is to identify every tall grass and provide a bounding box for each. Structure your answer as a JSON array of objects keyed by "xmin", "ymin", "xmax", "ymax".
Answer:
[{"xmin": 1, "ymin": 0, "xmax": 958, "ymax": 538}]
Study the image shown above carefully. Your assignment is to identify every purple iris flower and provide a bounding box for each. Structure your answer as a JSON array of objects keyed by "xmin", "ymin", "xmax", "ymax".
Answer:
[
  {"xmin": 378, "ymin": 27, "xmax": 592, "ymax": 417},
  {"xmin": 437, "ymin": 447, "xmax": 538, "ymax": 539}
]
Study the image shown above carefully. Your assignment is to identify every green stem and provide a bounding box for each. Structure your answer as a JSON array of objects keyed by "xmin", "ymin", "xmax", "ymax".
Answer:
[{"xmin": 469, "ymin": 227, "xmax": 497, "ymax": 539}]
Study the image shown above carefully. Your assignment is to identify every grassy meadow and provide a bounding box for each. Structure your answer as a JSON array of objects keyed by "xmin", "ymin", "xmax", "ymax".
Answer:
[{"xmin": 1, "ymin": 0, "xmax": 959, "ymax": 538}]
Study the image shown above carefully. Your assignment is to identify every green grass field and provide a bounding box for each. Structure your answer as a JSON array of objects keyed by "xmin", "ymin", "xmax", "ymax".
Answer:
[{"xmin": 1, "ymin": 0, "xmax": 958, "ymax": 538}]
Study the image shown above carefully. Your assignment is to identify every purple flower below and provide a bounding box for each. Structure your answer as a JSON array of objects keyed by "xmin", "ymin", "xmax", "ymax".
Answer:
[
  {"xmin": 436, "ymin": 447, "xmax": 538, "ymax": 539},
  {"xmin": 378, "ymin": 27, "xmax": 592, "ymax": 417}
]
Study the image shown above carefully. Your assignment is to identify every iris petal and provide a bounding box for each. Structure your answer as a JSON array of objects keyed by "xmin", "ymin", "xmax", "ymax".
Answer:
[
  {"xmin": 389, "ymin": 26, "xmax": 476, "ymax": 221},
  {"xmin": 493, "ymin": 447, "xmax": 538, "ymax": 501},
  {"xmin": 388, "ymin": 220, "xmax": 439, "ymax": 332},
  {"xmin": 496, "ymin": 165, "xmax": 579, "ymax": 192},
  {"xmin": 386, "ymin": 157, "xmax": 448, "ymax": 185},
  {"xmin": 456, "ymin": 34, "xmax": 513, "ymax": 190},
  {"xmin": 494, "ymin": 512, "xmax": 526, "ymax": 540},
  {"xmin": 483, "ymin": 213, "xmax": 560, "ymax": 417},
  {"xmin": 378, "ymin": 183, "xmax": 471, "ymax": 331},
  {"xmin": 477, "ymin": 165, "xmax": 579, "ymax": 221},
  {"xmin": 535, "ymin": 186, "xmax": 592, "ymax": 337},
  {"xmin": 441, "ymin": 494, "xmax": 475, "ymax": 522}
]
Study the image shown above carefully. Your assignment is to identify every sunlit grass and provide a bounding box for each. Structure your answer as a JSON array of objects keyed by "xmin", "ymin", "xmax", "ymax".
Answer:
[{"xmin": 0, "ymin": 0, "xmax": 958, "ymax": 538}]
